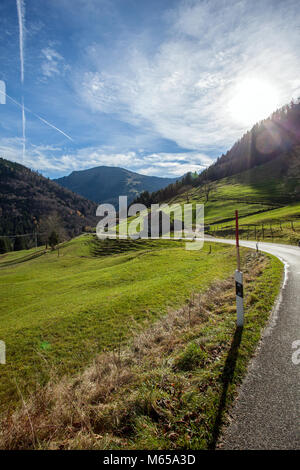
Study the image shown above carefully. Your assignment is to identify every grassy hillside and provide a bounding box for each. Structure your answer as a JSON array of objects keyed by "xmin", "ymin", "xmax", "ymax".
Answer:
[
  {"xmin": 0, "ymin": 237, "xmax": 283, "ymax": 449},
  {"xmin": 208, "ymin": 203, "xmax": 300, "ymax": 244},
  {"xmin": 166, "ymin": 148, "xmax": 300, "ymax": 244},
  {"xmin": 0, "ymin": 235, "xmax": 239, "ymax": 409}
]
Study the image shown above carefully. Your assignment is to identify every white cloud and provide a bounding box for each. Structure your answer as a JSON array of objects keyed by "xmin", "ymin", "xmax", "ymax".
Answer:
[
  {"xmin": 0, "ymin": 138, "xmax": 63, "ymax": 171},
  {"xmin": 4, "ymin": 0, "xmax": 300, "ymax": 180},
  {"xmin": 0, "ymin": 137, "xmax": 213, "ymax": 177},
  {"xmin": 41, "ymin": 46, "xmax": 69, "ymax": 78},
  {"xmin": 78, "ymin": 0, "xmax": 300, "ymax": 151}
]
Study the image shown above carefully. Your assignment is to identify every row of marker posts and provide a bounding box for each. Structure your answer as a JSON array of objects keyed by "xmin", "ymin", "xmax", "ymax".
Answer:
[{"xmin": 235, "ymin": 210, "xmax": 244, "ymax": 327}]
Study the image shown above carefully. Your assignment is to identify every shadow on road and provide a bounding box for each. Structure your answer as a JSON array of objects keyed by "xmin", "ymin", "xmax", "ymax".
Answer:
[{"xmin": 209, "ymin": 325, "xmax": 243, "ymax": 449}]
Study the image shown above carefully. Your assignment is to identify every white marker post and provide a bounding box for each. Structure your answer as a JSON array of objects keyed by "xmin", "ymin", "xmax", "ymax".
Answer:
[{"xmin": 235, "ymin": 210, "xmax": 244, "ymax": 327}]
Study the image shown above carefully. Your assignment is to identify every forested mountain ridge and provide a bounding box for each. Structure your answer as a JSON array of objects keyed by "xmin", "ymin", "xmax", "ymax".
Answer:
[
  {"xmin": 0, "ymin": 157, "xmax": 98, "ymax": 242},
  {"xmin": 54, "ymin": 165, "xmax": 179, "ymax": 206},
  {"xmin": 200, "ymin": 99, "xmax": 300, "ymax": 182},
  {"xmin": 134, "ymin": 100, "xmax": 300, "ymax": 206}
]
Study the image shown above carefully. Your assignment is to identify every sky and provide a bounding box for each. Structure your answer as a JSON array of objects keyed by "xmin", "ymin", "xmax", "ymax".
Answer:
[{"xmin": 0, "ymin": 0, "xmax": 300, "ymax": 178}]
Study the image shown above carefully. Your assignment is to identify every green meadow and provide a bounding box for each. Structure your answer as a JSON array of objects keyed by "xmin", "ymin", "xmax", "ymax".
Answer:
[
  {"xmin": 0, "ymin": 236, "xmax": 283, "ymax": 450},
  {"xmin": 166, "ymin": 161, "xmax": 300, "ymax": 244},
  {"xmin": 0, "ymin": 235, "xmax": 239, "ymax": 409}
]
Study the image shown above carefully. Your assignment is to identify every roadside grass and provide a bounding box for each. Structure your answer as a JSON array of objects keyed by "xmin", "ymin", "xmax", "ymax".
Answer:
[
  {"xmin": 0, "ymin": 235, "xmax": 236, "ymax": 409},
  {"xmin": 0, "ymin": 250, "xmax": 283, "ymax": 449}
]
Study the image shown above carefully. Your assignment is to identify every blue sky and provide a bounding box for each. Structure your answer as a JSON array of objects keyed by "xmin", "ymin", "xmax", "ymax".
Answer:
[{"xmin": 0, "ymin": 0, "xmax": 300, "ymax": 178}]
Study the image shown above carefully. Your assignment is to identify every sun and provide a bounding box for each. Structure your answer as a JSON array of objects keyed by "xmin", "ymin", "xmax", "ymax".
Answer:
[{"xmin": 228, "ymin": 78, "xmax": 280, "ymax": 127}]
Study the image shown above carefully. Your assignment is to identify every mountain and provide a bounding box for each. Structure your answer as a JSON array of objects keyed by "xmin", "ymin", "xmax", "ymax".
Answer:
[
  {"xmin": 0, "ymin": 157, "xmax": 98, "ymax": 242},
  {"xmin": 54, "ymin": 166, "xmax": 179, "ymax": 206}
]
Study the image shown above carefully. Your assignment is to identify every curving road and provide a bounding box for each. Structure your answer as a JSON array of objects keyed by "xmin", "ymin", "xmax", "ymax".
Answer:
[{"xmin": 206, "ymin": 237, "xmax": 300, "ymax": 450}]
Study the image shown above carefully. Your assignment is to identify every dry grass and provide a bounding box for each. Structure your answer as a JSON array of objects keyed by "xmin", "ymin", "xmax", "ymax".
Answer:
[{"xmin": 0, "ymin": 252, "xmax": 280, "ymax": 450}]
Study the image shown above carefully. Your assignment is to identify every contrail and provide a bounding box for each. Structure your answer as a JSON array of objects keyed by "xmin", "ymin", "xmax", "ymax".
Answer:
[
  {"xmin": 21, "ymin": 96, "xmax": 26, "ymax": 158},
  {"xmin": 33, "ymin": 114, "xmax": 74, "ymax": 141},
  {"xmin": 16, "ymin": 0, "xmax": 25, "ymax": 84},
  {"xmin": 16, "ymin": 0, "xmax": 26, "ymax": 160},
  {"xmin": 0, "ymin": 89, "xmax": 73, "ymax": 141},
  {"xmin": 21, "ymin": 100, "xmax": 26, "ymax": 161}
]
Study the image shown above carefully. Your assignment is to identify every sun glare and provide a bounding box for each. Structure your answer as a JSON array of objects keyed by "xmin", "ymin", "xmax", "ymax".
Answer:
[{"xmin": 228, "ymin": 78, "xmax": 280, "ymax": 127}]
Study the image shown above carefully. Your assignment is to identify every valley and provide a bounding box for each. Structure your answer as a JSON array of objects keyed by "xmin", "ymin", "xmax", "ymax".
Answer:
[{"xmin": 0, "ymin": 99, "xmax": 299, "ymax": 450}]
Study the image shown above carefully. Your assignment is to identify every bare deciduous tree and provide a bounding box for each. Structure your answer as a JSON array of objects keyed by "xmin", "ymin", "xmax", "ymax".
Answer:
[
  {"xmin": 202, "ymin": 180, "xmax": 214, "ymax": 202},
  {"xmin": 38, "ymin": 212, "xmax": 67, "ymax": 249}
]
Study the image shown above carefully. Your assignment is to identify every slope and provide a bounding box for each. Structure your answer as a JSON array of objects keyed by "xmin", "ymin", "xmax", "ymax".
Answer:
[
  {"xmin": 166, "ymin": 146, "xmax": 300, "ymax": 243},
  {"xmin": 0, "ymin": 157, "xmax": 98, "ymax": 242}
]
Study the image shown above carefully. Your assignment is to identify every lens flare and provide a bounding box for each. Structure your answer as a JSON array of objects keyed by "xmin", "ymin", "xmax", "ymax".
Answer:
[{"xmin": 228, "ymin": 78, "xmax": 280, "ymax": 127}]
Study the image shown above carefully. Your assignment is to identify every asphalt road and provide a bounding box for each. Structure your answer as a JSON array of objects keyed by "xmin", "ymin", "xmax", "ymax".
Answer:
[{"xmin": 206, "ymin": 237, "xmax": 300, "ymax": 450}]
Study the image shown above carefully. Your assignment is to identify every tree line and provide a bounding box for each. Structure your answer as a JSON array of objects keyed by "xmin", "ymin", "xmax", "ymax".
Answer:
[{"xmin": 0, "ymin": 212, "xmax": 68, "ymax": 254}]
